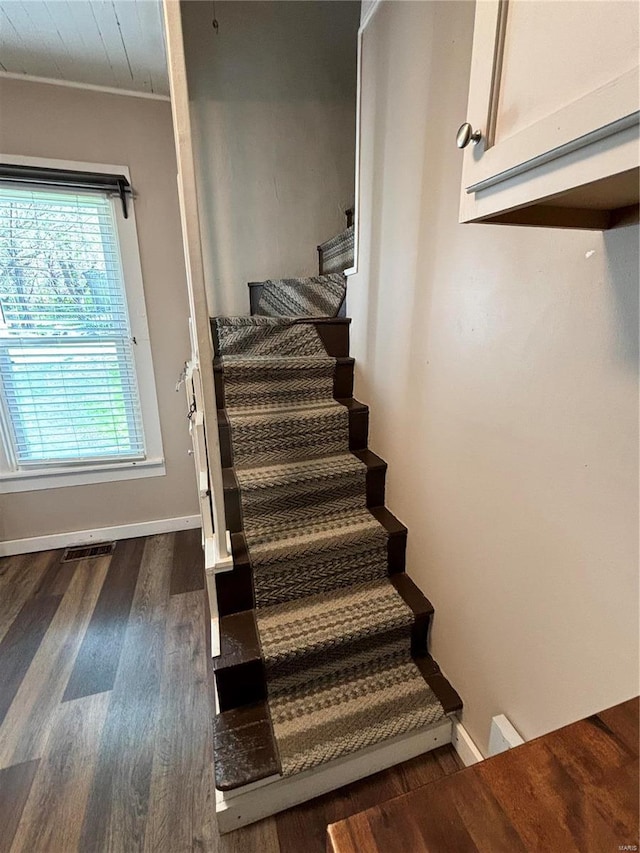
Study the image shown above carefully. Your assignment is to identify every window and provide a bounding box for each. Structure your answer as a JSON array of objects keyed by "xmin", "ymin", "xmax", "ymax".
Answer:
[{"xmin": 0, "ymin": 158, "xmax": 164, "ymax": 492}]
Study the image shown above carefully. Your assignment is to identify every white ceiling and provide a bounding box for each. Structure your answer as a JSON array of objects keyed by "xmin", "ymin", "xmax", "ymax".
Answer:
[{"xmin": 0, "ymin": 0, "xmax": 169, "ymax": 96}]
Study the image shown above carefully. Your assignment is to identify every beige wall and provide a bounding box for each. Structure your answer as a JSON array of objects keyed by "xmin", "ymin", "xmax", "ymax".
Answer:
[
  {"xmin": 182, "ymin": 0, "xmax": 360, "ymax": 316},
  {"xmin": 350, "ymin": 1, "xmax": 639, "ymax": 755},
  {"xmin": 0, "ymin": 78, "xmax": 198, "ymax": 543}
]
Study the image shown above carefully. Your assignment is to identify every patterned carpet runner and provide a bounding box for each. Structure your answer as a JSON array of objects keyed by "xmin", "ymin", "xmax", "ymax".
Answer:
[
  {"xmin": 318, "ymin": 226, "xmax": 355, "ymax": 274},
  {"xmin": 255, "ymin": 274, "xmax": 346, "ymax": 317},
  {"xmin": 214, "ymin": 314, "xmax": 445, "ymax": 776}
]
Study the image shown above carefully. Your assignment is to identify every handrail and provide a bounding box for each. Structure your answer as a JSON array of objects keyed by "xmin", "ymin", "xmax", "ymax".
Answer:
[{"xmin": 163, "ymin": 0, "xmax": 232, "ymax": 572}]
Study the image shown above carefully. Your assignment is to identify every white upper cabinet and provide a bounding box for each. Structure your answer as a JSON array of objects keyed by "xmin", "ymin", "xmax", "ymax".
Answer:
[{"xmin": 459, "ymin": 0, "xmax": 640, "ymax": 229}]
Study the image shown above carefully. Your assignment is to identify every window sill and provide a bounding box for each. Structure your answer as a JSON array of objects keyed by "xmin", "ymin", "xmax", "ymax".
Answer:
[{"xmin": 0, "ymin": 457, "xmax": 166, "ymax": 494}]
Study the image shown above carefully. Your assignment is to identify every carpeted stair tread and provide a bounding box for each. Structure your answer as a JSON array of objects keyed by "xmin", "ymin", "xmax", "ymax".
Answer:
[
  {"xmin": 232, "ymin": 453, "xmax": 370, "ymax": 536},
  {"xmin": 229, "ymin": 506, "xmax": 405, "ymax": 567},
  {"xmin": 216, "ymin": 508, "xmax": 408, "ymax": 615},
  {"xmin": 318, "ymin": 226, "xmax": 355, "ymax": 275},
  {"xmin": 217, "ymin": 398, "xmax": 369, "ymax": 468},
  {"xmin": 217, "ymin": 354, "xmax": 337, "ymax": 412},
  {"xmin": 244, "ymin": 508, "xmax": 389, "ymax": 607},
  {"xmin": 268, "ymin": 656, "xmax": 446, "ymax": 777},
  {"xmin": 213, "ymin": 575, "xmax": 435, "ymax": 710},
  {"xmin": 257, "ymin": 577, "xmax": 413, "ymax": 665},
  {"xmin": 255, "ymin": 577, "xmax": 434, "ymax": 699},
  {"xmin": 253, "ymin": 274, "xmax": 346, "ymax": 318},
  {"xmin": 213, "ymin": 316, "xmax": 328, "ymax": 357},
  {"xmin": 236, "ymin": 451, "xmax": 365, "ymax": 495},
  {"xmin": 214, "ymin": 575, "xmax": 433, "ymax": 673},
  {"xmin": 223, "ymin": 454, "xmax": 390, "ymax": 607},
  {"xmin": 214, "ymin": 354, "xmax": 355, "ymax": 409},
  {"xmin": 212, "ymin": 660, "xmax": 462, "ymax": 789},
  {"xmin": 223, "ymin": 400, "xmax": 351, "ymax": 468}
]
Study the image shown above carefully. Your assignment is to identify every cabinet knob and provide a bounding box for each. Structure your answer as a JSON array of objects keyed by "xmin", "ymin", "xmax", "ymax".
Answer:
[{"xmin": 456, "ymin": 122, "xmax": 482, "ymax": 149}]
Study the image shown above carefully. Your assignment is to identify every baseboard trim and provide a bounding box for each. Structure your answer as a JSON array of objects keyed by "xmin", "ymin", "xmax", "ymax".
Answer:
[
  {"xmin": 452, "ymin": 718, "xmax": 484, "ymax": 766},
  {"xmin": 0, "ymin": 514, "xmax": 202, "ymax": 557},
  {"xmin": 215, "ymin": 717, "xmax": 454, "ymax": 833}
]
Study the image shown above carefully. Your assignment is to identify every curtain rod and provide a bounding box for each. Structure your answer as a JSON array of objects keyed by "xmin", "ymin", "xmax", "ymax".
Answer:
[{"xmin": 0, "ymin": 164, "xmax": 134, "ymax": 218}]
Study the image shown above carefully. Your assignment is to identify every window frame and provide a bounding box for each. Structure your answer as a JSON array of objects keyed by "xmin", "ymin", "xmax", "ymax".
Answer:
[{"xmin": 0, "ymin": 154, "xmax": 164, "ymax": 493}]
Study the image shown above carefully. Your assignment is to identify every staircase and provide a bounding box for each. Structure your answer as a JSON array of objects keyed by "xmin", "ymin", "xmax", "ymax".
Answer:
[{"xmin": 210, "ymin": 274, "xmax": 461, "ymax": 829}]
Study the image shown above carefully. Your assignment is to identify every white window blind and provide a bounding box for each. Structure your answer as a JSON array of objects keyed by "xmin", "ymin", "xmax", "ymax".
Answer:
[{"xmin": 0, "ymin": 185, "xmax": 146, "ymax": 466}]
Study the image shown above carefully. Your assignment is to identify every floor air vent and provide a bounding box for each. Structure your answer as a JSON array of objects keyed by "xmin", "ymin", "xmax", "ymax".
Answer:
[{"xmin": 61, "ymin": 542, "xmax": 116, "ymax": 562}]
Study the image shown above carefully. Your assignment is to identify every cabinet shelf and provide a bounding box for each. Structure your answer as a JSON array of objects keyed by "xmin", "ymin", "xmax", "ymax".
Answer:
[{"xmin": 459, "ymin": 0, "xmax": 639, "ymax": 230}]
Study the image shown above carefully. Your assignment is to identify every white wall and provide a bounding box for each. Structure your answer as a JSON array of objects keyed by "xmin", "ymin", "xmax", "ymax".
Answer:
[
  {"xmin": 0, "ymin": 78, "xmax": 198, "ymax": 545},
  {"xmin": 350, "ymin": 1, "xmax": 639, "ymax": 755},
  {"xmin": 181, "ymin": 0, "xmax": 360, "ymax": 316}
]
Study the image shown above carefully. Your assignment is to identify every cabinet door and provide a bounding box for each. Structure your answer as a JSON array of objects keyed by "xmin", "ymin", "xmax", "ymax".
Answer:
[{"xmin": 460, "ymin": 0, "xmax": 640, "ymax": 225}]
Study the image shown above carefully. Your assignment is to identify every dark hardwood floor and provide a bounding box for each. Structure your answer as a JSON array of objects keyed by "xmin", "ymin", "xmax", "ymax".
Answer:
[
  {"xmin": 328, "ymin": 698, "xmax": 640, "ymax": 853},
  {"xmin": 0, "ymin": 531, "xmax": 463, "ymax": 853}
]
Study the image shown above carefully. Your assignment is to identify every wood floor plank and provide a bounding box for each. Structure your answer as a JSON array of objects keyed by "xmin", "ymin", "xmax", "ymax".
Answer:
[
  {"xmin": 0, "ymin": 759, "xmax": 39, "ymax": 853},
  {"xmin": 63, "ymin": 538, "xmax": 145, "ymax": 701},
  {"xmin": 217, "ymin": 815, "xmax": 281, "ymax": 853},
  {"xmin": 10, "ymin": 692, "xmax": 111, "ymax": 853},
  {"xmin": 368, "ymin": 775, "xmax": 490, "ymax": 853},
  {"xmin": 477, "ymin": 718, "xmax": 636, "ymax": 853},
  {"xmin": 0, "ymin": 556, "xmax": 110, "ymax": 769},
  {"xmin": 32, "ymin": 550, "xmax": 76, "ymax": 599},
  {"xmin": 0, "ymin": 552, "xmax": 54, "ymax": 643},
  {"xmin": 596, "ymin": 697, "xmax": 639, "ymax": 755},
  {"xmin": 144, "ymin": 590, "xmax": 216, "ymax": 853},
  {"xmin": 79, "ymin": 534, "xmax": 173, "ymax": 853},
  {"xmin": 279, "ymin": 745, "xmax": 465, "ymax": 853},
  {"xmin": 127, "ymin": 533, "xmax": 175, "ymax": 625},
  {"xmin": 276, "ymin": 760, "xmax": 405, "ymax": 853},
  {"xmin": 328, "ymin": 816, "xmax": 378, "ymax": 853},
  {"xmin": 170, "ymin": 528, "xmax": 205, "ymax": 595},
  {"xmin": 435, "ymin": 743, "xmax": 464, "ymax": 776},
  {"xmin": 394, "ymin": 745, "xmax": 453, "ymax": 791},
  {"xmin": 0, "ymin": 595, "xmax": 62, "ymax": 726}
]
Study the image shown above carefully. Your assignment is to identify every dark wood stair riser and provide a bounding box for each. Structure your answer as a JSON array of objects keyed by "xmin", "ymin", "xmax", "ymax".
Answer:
[
  {"xmin": 414, "ymin": 657, "xmax": 464, "ymax": 714},
  {"xmin": 334, "ymin": 358, "xmax": 355, "ymax": 399},
  {"xmin": 212, "ymin": 609, "xmax": 265, "ymax": 712},
  {"xmin": 389, "ymin": 574, "xmax": 434, "ymax": 657},
  {"xmin": 349, "ymin": 405, "xmax": 369, "ymax": 451},
  {"xmin": 216, "ymin": 534, "xmax": 254, "ymax": 617},
  {"xmin": 411, "ymin": 613, "xmax": 432, "ymax": 656},
  {"xmin": 369, "ymin": 506, "xmax": 408, "ymax": 576},
  {"xmin": 388, "ymin": 534, "xmax": 407, "ymax": 574},
  {"xmin": 222, "ymin": 451, "xmax": 387, "ymax": 535},
  {"xmin": 313, "ymin": 320, "xmax": 350, "ymax": 358},
  {"xmin": 214, "ymin": 357, "xmax": 354, "ymax": 409},
  {"xmin": 217, "ymin": 401, "xmax": 369, "ymax": 469},
  {"xmin": 353, "ymin": 449, "xmax": 387, "ymax": 508},
  {"xmin": 215, "ymin": 659, "xmax": 266, "ymax": 712}
]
